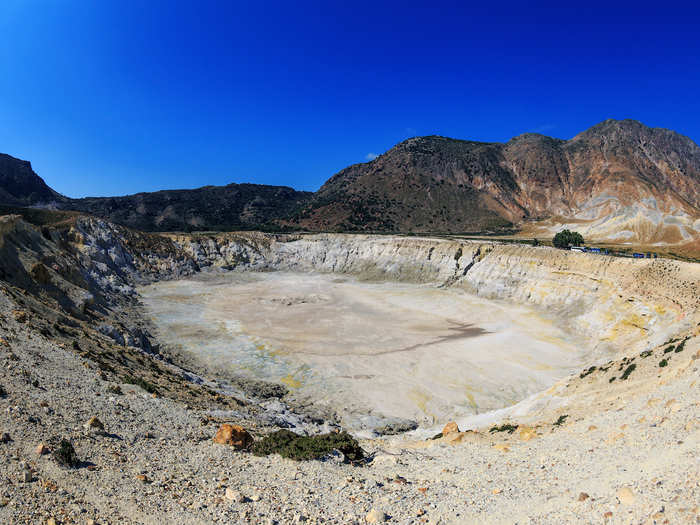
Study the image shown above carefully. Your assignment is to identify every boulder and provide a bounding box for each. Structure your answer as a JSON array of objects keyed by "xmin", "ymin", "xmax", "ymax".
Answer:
[
  {"xmin": 213, "ymin": 424, "xmax": 253, "ymax": 450},
  {"xmin": 442, "ymin": 421, "xmax": 459, "ymax": 435}
]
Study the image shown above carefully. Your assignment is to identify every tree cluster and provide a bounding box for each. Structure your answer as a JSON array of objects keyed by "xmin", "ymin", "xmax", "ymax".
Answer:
[{"xmin": 552, "ymin": 229, "xmax": 584, "ymax": 249}]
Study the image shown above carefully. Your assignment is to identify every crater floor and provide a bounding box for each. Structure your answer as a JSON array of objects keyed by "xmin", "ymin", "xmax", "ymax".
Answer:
[{"xmin": 139, "ymin": 271, "xmax": 588, "ymax": 431}]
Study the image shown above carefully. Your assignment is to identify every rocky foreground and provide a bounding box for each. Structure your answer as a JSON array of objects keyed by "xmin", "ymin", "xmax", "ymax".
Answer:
[{"xmin": 0, "ymin": 213, "xmax": 698, "ymax": 524}]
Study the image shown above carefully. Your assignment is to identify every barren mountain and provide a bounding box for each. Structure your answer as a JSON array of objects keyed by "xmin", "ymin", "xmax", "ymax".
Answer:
[
  {"xmin": 1, "ymin": 119, "xmax": 699, "ymax": 246},
  {"xmin": 294, "ymin": 119, "xmax": 700, "ymax": 246}
]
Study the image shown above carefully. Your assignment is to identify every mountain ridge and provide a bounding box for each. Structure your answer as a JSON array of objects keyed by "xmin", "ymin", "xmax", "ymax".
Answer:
[{"xmin": 1, "ymin": 119, "xmax": 699, "ymax": 246}]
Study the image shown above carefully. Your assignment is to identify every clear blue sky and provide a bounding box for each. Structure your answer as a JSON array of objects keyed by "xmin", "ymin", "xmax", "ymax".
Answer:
[{"xmin": 1, "ymin": 1, "xmax": 699, "ymax": 197}]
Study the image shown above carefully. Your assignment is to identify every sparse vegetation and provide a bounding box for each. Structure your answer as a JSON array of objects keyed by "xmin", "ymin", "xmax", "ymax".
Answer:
[
  {"xmin": 579, "ymin": 366, "xmax": 596, "ymax": 379},
  {"xmin": 639, "ymin": 350, "xmax": 653, "ymax": 358},
  {"xmin": 53, "ymin": 439, "xmax": 79, "ymax": 468},
  {"xmin": 609, "ymin": 376, "xmax": 616, "ymax": 383},
  {"xmin": 122, "ymin": 374, "xmax": 158, "ymax": 394},
  {"xmin": 553, "ymin": 415, "xmax": 568, "ymax": 426},
  {"xmin": 552, "ymin": 230, "xmax": 584, "ymax": 249},
  {"xmin": 659, "ymin": 359, "xmax": 668, "ymax": 367},
  {"xmin": 430, "ymin": 432, "xmax": 443, "ymax": 440},
  {"xmin": 251, "ymin": 429, "xmax": 364, "ymax": 463},
  {"xmin": 620, "ymin": 363, "xmax": 636, "ymax": 380},
  {"xmin": 664, "ymin": 345, "xmax": 675, "ymax": 354},
  {"xmin": 489, "ymin": 423, "xmax": 518, "ymax": 434}
]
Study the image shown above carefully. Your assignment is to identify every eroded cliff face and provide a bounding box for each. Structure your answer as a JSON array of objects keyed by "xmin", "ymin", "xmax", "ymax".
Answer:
[
  {"xmin": 1, "ymin": 215, "xmax": 697, "ymax": 361},
  {"xmin": 159, "ymin": 230, "xmax": 699, "ymax": 357}
]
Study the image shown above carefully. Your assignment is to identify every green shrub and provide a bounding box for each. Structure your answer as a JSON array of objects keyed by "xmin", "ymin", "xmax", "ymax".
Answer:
[
  {"xmin": 639, "ymin": 350, "xmax": 652, "ymax": 358},
  {"xmin": 553, "ymin": 415, "xmax": 568, "ymax": 426},
  {"xmin": 579, "ymin": 366, "xmax": 596, "ymax": 379},
  {"xmin": 674, "ymin": 338, "xmax": 688, "ymax": 353},
  {"xmin": 251, "ymin": 430, "xmax": 364, "ymax": 463},
  {"xmin": 489, "ymin": 423, "xmax": 518, "ymax": 434},
  {"xmin": 663, "ymin": 345, "xmax": 675, "ymax": 354},
  {"xmin": 620, "ymin": 364, "xmax": 636, "ymax": 380},
  {"xmin": 609, "ymin": 376, "xmax": 616, "ymax": 383},
  {"xmin": 659, "ymin": 359, "xmax": 668, "ymax": 367}
]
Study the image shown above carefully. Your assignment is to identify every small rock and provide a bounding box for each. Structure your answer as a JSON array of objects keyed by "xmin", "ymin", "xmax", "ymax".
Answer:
[
  {"xmin": 135, "ymin": 474, "xmax": 150, "ymax": 484},
  {"xmin": 12, "ymin": 310, "xmax": 28, "ymax": 323},
  {"xmin": 225, "ymin": 487, "xmax": 246, "ymax": 503},
  {"xmin": 603, "ymin": 511, "xmax": 613, "ymax": 520},
  {"xmin": 47, "ymin": 518, "xmax": 57, "ymax": 525},
  {"xmin": 84, "ymin": 417, "xmax": 105, "ymax": 432},
  {"xmin": 492, "ymin": 488, "xmax": 502, "ymax": 495},
  {"xmin": 441, "ymin": 421, "xmax": 459, "ymax": 435},
  {"xmin": 578, "ymin": 492, "xmax": 590, "ymax": 501},
  {"xmin": 249, "ymin": 492, "xmax": 261, "ymax": 502},
  {"xmin": 0, "ymin": 432, "xmax": 11, "ymax": 443},
  {"xmin": 22, "ymin": 470, "xmax": 32, "ymax": 483},
  {"xmin": 36, "ymin": 443, "xmax": 50, "ymax": 455},
  {"xmin": 493, "ymin": 444, "xmax": 510, "ymax": 452},
  {"xmin": 616, "ymin": 486, "xmax": 635, "ymax": 505},
  {"xmin": 365, "ymin": 508, "xmax": 388, "ymax": 523},
  {"xmin": 212, "ymin": 424, "xmax": 253, "ymax": 450}
]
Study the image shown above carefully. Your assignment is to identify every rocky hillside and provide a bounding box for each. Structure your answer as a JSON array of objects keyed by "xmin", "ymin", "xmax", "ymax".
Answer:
[
  {"xmin": 295, "ymin": 120, "xmax": 700, "ymax": 245},
  {"xmin": 0, "ymin": 154, "xmax": 65, "ymax": 207},
  {"xmin": 62, "ymin": 184, "xmax": 312, "ymax": 232},
  {"xmin": 0, "ymin": 153, "xmax": 311, "ymax": 232}
]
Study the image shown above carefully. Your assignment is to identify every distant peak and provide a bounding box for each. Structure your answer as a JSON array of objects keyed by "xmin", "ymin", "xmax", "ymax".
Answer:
[
  {"xmin": 507, "ymin": 132, "xmax": 564, "ymax": 144},
  {"xmin": 572, "ymin": 119, "xmax": 660, "ymax": 141}
]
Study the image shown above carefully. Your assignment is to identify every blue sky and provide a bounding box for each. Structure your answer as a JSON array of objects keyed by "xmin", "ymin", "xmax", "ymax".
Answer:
[{"xmin": 1, "ymin": 1, "xmax": 699, "ymax": 197}]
